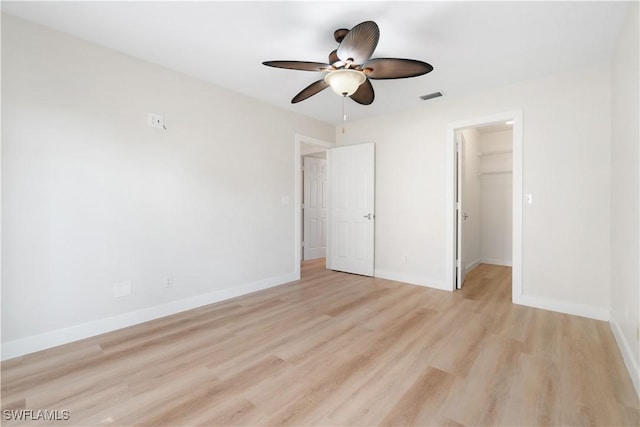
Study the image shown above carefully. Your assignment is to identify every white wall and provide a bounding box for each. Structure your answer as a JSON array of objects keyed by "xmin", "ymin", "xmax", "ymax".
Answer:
[
  {"xmin": 479, "ymin": 130, "xmax": 513, "ymax": 266},
  {"xmin": 336, "ymin": 62, "xmax": 611, "ymax": 318},
  {"xmin": 609, "ymin": 2, "xmax": 639, "ymax": 395},
  {"xmin": 1, "ymin": 15, "xmax": 334, "ymax": 358},
  {"xmin": 460, "ymin": 129, "xmax": 481, "ymax": 272}
]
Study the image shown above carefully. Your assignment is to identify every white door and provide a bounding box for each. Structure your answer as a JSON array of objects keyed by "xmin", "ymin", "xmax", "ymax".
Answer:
[
  {"xmin": 456, "ymin": 132, "xmax": 466, "ymax": 289},
  {"xmin": 327, "ymin": 143, "xmax": 375, "ymax": 276},
  {"xmin": 303, "ymin": 156, "xmax": 328, "ymax": 260}
]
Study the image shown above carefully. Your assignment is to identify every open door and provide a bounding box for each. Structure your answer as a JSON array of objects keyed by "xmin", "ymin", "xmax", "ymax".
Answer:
[
  {"xmin": 456, "ymin": 131, "xmax": 466, "ymax": 289},
  {"xmin": 327, "ymin": 143, "xmax": 375, "ymax": 276}
]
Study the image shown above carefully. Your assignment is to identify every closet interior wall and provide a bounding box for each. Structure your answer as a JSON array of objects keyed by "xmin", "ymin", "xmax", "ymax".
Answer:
[
  {"xmin": 461, "ymin": 128, "xmax": 513, "ymax": 275},
  {"xmin": 479, "ymin": 129, "xmax": 513, "ymax": 267}
]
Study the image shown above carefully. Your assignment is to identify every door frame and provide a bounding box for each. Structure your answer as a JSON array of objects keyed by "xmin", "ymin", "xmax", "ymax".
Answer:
[
  {"xmin": 445, "ymin": 110, "xmax": 523, "ymax": 304},
  {"xmin": 294, "ymin": 134, "xmax": 334, "ymax": 279},
  {"xmin": 455, "ymin": 130, "xmax": 466, "ymax": 290}
]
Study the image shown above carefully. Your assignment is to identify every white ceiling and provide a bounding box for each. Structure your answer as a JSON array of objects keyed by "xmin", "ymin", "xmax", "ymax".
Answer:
[{"xmin": 1, "ymin": 1, "xmax": 629, "ymax": 125}]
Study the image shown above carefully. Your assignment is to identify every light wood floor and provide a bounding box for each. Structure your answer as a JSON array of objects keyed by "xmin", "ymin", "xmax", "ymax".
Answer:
[{"xmin": 2, "ymin": 260, "xmax": 638, "ymax": 426}]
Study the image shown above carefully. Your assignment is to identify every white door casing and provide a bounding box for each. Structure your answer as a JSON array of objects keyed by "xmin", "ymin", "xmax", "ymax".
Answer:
[
  {"xmin": 456, "ymin": 131, "xmax": 466, "ymax": 289},
  {"xmin": 303, "ymin": 156, "xmax": 327, "ymax": 260},
  {"xmin": 327, "ymin": 143, "xmax": 375, "ymax": 276}
]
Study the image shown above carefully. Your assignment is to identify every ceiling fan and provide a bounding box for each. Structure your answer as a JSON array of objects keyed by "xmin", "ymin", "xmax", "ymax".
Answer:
[{"xmin": 263, "ymin": 21, "xmax": 433, "ymax": 105}]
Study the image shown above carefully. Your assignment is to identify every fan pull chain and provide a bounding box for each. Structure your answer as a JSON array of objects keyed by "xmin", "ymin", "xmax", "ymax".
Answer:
[{"xmin": 342, "ymin": 95, "xmax": 346, "ymax": 134}]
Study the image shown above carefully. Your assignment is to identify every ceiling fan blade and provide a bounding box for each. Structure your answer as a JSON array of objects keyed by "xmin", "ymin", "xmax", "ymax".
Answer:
[
  {"xmin": 291, "ymin": 80, "xmax": 330, "ymax": 103},
  {"xmin": 363, "ymin": 58, "xmax": 433, "ymax": 79},
  {"xmin": 328, "ymin": 49, "xmax": 340, "ymax": 65},
  {"xmin": 350, "ymin": 79, "xmax": 374, "ymax": 105},
  {"xmin": 263, "ymin": 61, "xmax": 331, "ymax": 72},
  {"xmin": 337, "ymin": 21, "xmax": 379, "ymax": 65},
  {"xmin": 334, "ymin": 28, "xmax": 349, "ymax": 43}
]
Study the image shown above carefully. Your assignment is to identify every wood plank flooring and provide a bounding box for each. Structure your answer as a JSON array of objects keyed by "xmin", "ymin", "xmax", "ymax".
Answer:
[{"xmin": 2, "ymin": 260, "xmax": 638, "ymax": 426}]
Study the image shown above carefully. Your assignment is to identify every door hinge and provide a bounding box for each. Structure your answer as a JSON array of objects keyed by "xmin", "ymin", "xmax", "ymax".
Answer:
[
  {"xmin": 301, "ymin": 203, "xmax": 305, "ymax": 209},
  {"xmin": 301, "ymin": 241, "xmax": 305, "ymax": 247}
]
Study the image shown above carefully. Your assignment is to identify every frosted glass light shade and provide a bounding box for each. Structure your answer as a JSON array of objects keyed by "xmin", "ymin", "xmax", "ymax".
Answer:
[{"xmin": 324, "ymin": 69, "xmax": 366, "ymax": 96}]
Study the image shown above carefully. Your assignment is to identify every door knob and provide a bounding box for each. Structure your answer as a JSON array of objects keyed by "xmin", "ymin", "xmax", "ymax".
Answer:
[
  {"xmin": 364, "ymin": 213, "xmax": 372, "ymax": 220},
  {"xmin": 463, "ymin": 213, "xmax": 469, "ymax": 220}
]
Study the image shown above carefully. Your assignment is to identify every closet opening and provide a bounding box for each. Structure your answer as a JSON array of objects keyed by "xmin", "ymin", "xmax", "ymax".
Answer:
[
  {"xmin": 445, "ymin": 111, "xmax": 523, "ymax": 302},
  {"xmin": 455, "ymin": 123, "xmax": 513, "ymax": 290}
]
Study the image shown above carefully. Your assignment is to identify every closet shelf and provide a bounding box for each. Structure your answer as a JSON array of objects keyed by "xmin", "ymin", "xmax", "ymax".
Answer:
[
  {"xmin": 477, "ymin": 150, "xmax": 512, "ymax": 157},
  {"xmin": 478, "ymin": 170, "xmax": 512, "ymax": 177}
]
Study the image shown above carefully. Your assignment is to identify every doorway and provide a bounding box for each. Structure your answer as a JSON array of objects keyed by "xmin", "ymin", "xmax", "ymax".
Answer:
[
  {"xmin": 445, "ymin": 111, "xmax": 523, "ymax": 303},
  {"xmin": 294, "ymin": 135, "xmax": 376, "ymax": 280},
  {"xmin": 294, "ymin": 135, "xmax": 334, "ymax": 279},
  {"xmin": 455, "ymin": 124, "xmax": 514, "ymax": 289},
  {"xmin": 302, "ymin": 151, "xmax": 328, "ymax": 261}
]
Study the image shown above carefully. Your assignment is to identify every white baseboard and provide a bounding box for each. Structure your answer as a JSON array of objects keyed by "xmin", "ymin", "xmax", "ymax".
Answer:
[
  {"xmin": 480, "ymin": 257, "xmax": 512, "ymax": 267},
  {"xmin": 464, "ymin": 258, "xmax": 481, "ymax": 273},
  {"xmin": 518, "ymin": 294, "xmax": 609, "ymax": 321},
  {"xmin": 374, "ymin": 269, "xmax": 448, "ymax": 291},
  {"xmin": 609, "ymin": 314, "xmax": 640, "ymax": 398},
  {"xmin": 1, "ymin": 272, "xmax": 298, "ymax": 361}
]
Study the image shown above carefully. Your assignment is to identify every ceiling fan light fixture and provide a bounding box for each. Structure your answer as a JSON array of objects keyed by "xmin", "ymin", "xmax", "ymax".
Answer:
[
  {"xmin": 263, "ymin": 21, "xmax": 432, "ymax": 106},
  {"xmin": 324, "ymin": 69, "xmax": 366, "ymax": 97}
]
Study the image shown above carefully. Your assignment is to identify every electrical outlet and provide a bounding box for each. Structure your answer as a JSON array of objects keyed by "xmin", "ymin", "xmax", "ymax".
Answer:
[
  {"xmin": 147, "ymin": 113, "xmax": 164, "ymax": 128},
  {"xmin": 114, "ymin": 280, "xmax": 132, "ymax": 298},
  {"xmin": 164, "ymin": 276, "xmax": 173, "ymax": 288}
]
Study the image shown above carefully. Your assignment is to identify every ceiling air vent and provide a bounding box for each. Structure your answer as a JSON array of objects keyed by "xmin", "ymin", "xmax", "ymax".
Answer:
[{"xmin": 420, "ymin": 91, "xmax": 443, "ymax": 101}]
